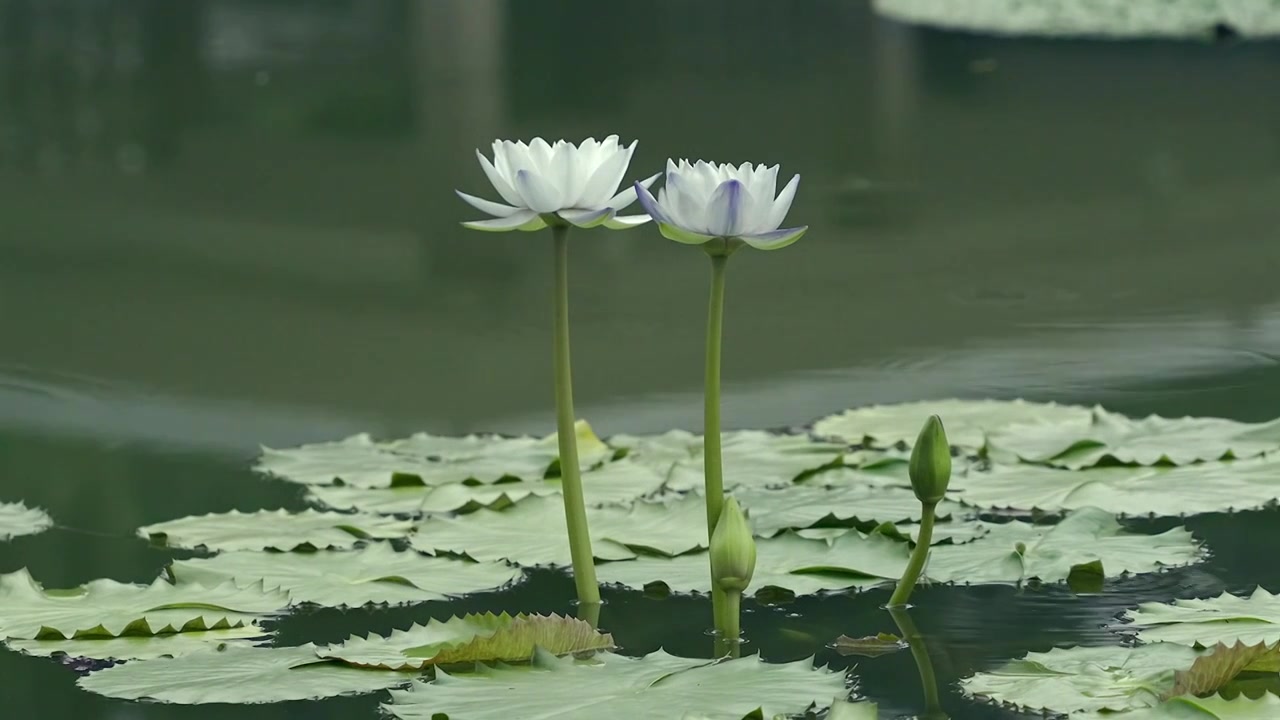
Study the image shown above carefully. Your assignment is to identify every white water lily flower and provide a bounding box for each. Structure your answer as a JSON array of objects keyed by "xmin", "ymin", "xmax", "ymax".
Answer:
[
  {"xmin": 457, "ymin": 136, "xmax": 658, "ymax": 232},
  {"xmin": 635, "ymin": 159, "xmax": 807, "ymax": 251}
]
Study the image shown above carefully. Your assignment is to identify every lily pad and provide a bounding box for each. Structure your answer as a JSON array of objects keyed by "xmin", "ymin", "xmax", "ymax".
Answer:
[
  {"xmin": 318, "ymin": 613, "xmax": 613, "ymax": 670},
  {"xmin": 598, "ymin": 531, "xmax": 911, "ymax": 596},
  {"xmin": 306, "ymin": 458, "xmax": 668, "ymax": 515},
  {"xmin": 0, "ymin": 501, "xmax": 53, "ymax": 540},
  {"xmin": 383, "ymin": 647, "xmax": 847, "ymax": 720},
  {"xmin": 610, "ymin": 430, "xmax": 846, "ymax": 493},
  {"xmin": 958, "ymin": 458, "xmax": 1280, "ymax": 516},
  {"xmin": 78, "ymin": 643, "xmax": 411, "ymax": 704},
  {"xmin": 1084, "ymin": 692, "xmax": 1280, "ymax": 719},
  {"xmin": 797, "ymin": 521, "xmax": 989, "ymax": 546},
  {"xmin": 0, "ymin": 568, "xmax": 287, "ymax": 640},
  {"xmin": 832, "ymin": 632, "xmax": 907, "ymax": 657},
  {"xmin": 987, "ymin": 407, "xmax": 1280, "ymax": 468},
  {"xmin": 926, "ymin": 508, "xmax": 1202, "ymax": 585},
  {"xmin": 1123, "ymin": 588, "xmax": 1280, "ymax": 647},
  {"xmin": 6, "ymin": 625, "xmax": 268, "ymax": 660},
  {"xmin": 733, "ymin": 484, "xmax": 968, "ymax": 536},
  {"xmin": 256, "ymin": 420, "xmax": 611, "ymax": 488},
  {"xmin": 169, "ymin": 543, "xmax": 522, "ymax": 608},
  {"xmin": 409, "ymin": 494, "xmax": 710, "ymax": 565},
  {"xmin": 961, "ymin": 642, "xmax": 1200, "ymax": 714},
  {"xmin": 139, "ymin": 508, "xmax": 415, "ymax": 552},
  {"xmin": 811, "ymin": 399, "xmax": 1092, "ymax": 450}
]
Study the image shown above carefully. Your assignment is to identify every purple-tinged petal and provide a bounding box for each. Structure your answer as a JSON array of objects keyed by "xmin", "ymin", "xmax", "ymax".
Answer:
[
  {"xmin": 557, "ymin": 207, "xmax": 615, "ymax": 228},
  {"xmin": 602, "ymin": 214, "xmax": 651, "ymax": 229},
  {"xmin": 740, "ymin": 225, "xmax": 807, "ymax": 250},
  {"xmin": 707, "ymin": 179, "xmax": 747, "ymax": 237},
  {"xmin": 477, "ymin": 149, "xmax": 521, "ymax": 206},
  {"xmin": 515, "ymin": 169, "xmax": 564, "ymax": 213},
  {"xmin": 455, "ymin": 189, "xmax": 521, "ymax": 218},
  {"xmin": 658, "ymin": 221, "xmax": 715, "ymax": 245},
  {"xmin": 635, "ymin": 181, "xmax": 676, "ymax": 226},
  {"xmin": 461, "ymin": 209, "xmax": 547, "ymax": 232},
  {"xmin": 605, "ymin": 172, "xmax": 659, "ymax": 212},
  {"xmin": 765, "ymin": 174, "xmax": 800, "ymax": 231}
]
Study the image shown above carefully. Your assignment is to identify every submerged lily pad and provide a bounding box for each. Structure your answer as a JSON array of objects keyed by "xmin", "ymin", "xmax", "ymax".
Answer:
[
  {"xmin": 831, "ymin": 632, "xmax": 906, "ymax": 657},
  {"xmin": 78, "ymin": 643, "xmax": 411, "ymax": 704},
  {"xmin": 0, "ymin": 568, "xmax": 287, "ymax": 640},
  {"xmin": 383, "ymin": 648, "xmax": 847, "ymax": 720},
  {"xmin": 598, "ymin": 531, "xmax": 911, "ymax": 596},
  {"xmin": 610, "ymin": 430, "xmax": 846, "ymax": 493},
  {"xmin": 6, "ymin": 625, "xmax": 268, "ymax": 660},
  {"xmin": 256, "ymin": 420, "xmax": 610, "ymax": 488},
  {"xmin": 1123, "ymin": 587, "xmax": 1280, "ymax": 648},
  {"xmin": 410, "ymin": 494, "xmax": 709, "ymax": 565},
  {"xmin": 0, "ymin": 501, "xmax": 53, "ymax": 540},
  {"xmin": 318, "ymin": 613, "xmax": 613, "ymax": 670},
  {"xmin": 139, "ymin": 508, "xmax": 415, "ymax": 552},
  {"xmin": 169, "ymin": 543, "xmax": 522, "ymax": 608},
  {"xmin": 811, "ymin": 398, "xmax": 1091, "ymax": 450},
  {"xmin": 926, "ymin": 508, "xmax": 1201, "ymax": 585},
  {"xmin": 306, "ymin": 458, "xmax": 669, "ymax": 515},
  {"xmin": 988, "ymin": 408, "xmax": 1280, "ymax": 468},
  {"xmin": 957, "ymin": 458, "xmax": 1280, "ymax": 516}
]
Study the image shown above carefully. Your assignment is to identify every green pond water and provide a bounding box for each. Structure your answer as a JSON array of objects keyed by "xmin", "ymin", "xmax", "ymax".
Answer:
[{"xmin": 3, "ymin": 1, "xmax": 1280, "ymax": 717}]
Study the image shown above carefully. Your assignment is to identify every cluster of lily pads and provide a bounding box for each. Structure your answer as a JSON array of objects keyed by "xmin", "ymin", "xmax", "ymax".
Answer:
[{"xmin": 5, "ymin": 397, "xmax": 1280, "ymax": 716}]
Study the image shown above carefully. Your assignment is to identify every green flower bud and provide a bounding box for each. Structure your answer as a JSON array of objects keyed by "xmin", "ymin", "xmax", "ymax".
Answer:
[
  {"xmin": 710, "ymin": 497, "xmax": 756, "ymax": 594},
  {"xmin": 909, "ymin": 415, "xmax": 952, "ymax": 505}
]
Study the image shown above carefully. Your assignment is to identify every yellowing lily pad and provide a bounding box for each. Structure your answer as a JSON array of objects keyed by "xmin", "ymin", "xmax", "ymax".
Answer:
[{"xmin": 318, "ymin": 613, "xmax": 613, "ymax": 669}]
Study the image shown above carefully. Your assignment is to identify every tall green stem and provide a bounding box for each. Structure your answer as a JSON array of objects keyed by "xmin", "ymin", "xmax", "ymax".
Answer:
[
  {"xmin": 552, "ymin": 225, "xmax": 600, "ymax": 607},
  {"xmin": 714, "ymin": 590, "xmax": 742, "ymax": 658},
  {"xmin": 889, "ymin": 606, "xmax": 946, "ymax": 718},
  {"xmin": 888, "ymin": 500, "xmax": 936, "ymax": 607},
  {"xmin": 703, "ymin": 253, "xmax": 729, "ymax": 632}
]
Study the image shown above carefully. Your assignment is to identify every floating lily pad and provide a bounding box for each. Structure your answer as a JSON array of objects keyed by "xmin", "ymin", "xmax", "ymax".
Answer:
[
  {"xmin": 0, "ymin": 568, "xmax": 287, "ymax": 640},
  {"xmin": 831, "ymin": 632, "xmax": 906, "ymax": 657},
  {"xmin": 383, "ymin": 648, "xmax": 847, "ymax": 720},
  {"xmin": 959, "ymin": 458, "xmax": 1280, "ymax": 516},
  {"xmin": 78, "ymin": 643, "xmax": 412, "ymax": 704},
  {"xmin": 926, "ymin": 508, "xmax": 1202, "ymax": 585},
  {"xmin": 6, "ymin": 625, "xmax": 268, "ymax": 660},
  {"xmin": 256, "ymin": 420, "xmax": 610, "ymax": 488},
  {"xmin": 961, "ymin": 642, "xmax": 1200, "ymax": 714},
  {"xmin": 988, "ymin": 408, "xmax": 1280, "ymax": 469},
  {"xmin": 318, "ymin": 613, "xmax": 613, "ymax": 670},
  {"xmin": 306, "ymin": 458, "xmax": 668, "ymax": 515},
  {"xmin": 733, "ymin": 484, "xmax": 968, "ymax": 536},
  {"xmin": 139, "ymin": 508, "xmax": 415, "ymax": 552},
  {"xmin": 811, "ymin": 399, "xmax": 1091, "ymax": 450},
  {"xmin": 1087, "ymin": 692, "xmax": 1280, "ymax": 720},
  {"xmin": 0, "ymin": 501, "xmax": 53, "ymax": 540},
  {"xmin": 827, "ymin": 699, "xmax": 881, "ymax": 719},
  {"xmin": 610, "ymin": 430, "xmax": 845, "ymax": 493},
  {"xmin": 1123, "ymin": 588, "xmax": 1280, "ymax": 648},
  {"xmin": 796, "ymin": 521, "xmax": 989, "ymax": 546},
  {"xmin": 410, "ymin": 494, "xmax": 709, "ymax": 565},
  {"xmin": 169, "ymin": 543, "xmax": 522, "ymax": 608},
  {"xmin": 598, "ymin": 531, "xmax": 911, "ymax": 596}
]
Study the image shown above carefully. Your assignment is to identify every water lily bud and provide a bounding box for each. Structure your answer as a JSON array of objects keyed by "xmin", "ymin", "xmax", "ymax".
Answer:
[
  {"xmin": 710, "ymin": 497, "xmax": 756, "ymax": 594},
  {"xmin": 909, "ymin": 415, "xmax": 952, "ymax": 505}
]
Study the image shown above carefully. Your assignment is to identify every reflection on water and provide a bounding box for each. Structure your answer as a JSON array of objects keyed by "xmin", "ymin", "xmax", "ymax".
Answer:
[{"xmin": 2, "ymin": 1, "xmax": 1280, "ymax": 718}]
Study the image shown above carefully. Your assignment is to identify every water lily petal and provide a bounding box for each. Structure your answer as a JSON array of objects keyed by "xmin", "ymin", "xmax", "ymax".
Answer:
[
  {"xmin": 605, "ymin": 173, "xmax": 659, "ymax": 212},
  {"xmin": 765, "ymin": 174, "xmax": 801, "ymax": 231},
  {"xmin": 657, "ymin": 221, "xmax": 715, "ymax": 245},
  {"xmin": 461, "ymin": 209, "xmax": 547, "ymax": 232},
  {"xmin": 635, "ymin": 182, "xmax": 675, "ymax": 226},
  {"xmin": 528, "ymin": 137, "xmax": 554, "ymax": 174},
  {"xmin": 602, "ymin": 214, "xmax": 651, "ymax": 229},
  {"xmin": 515, "ymin": 170, "xmax": 564, "ymax": 213},
  {"xmin": 455, "ymin": 190, "xmax": 521, "ymax": 218},
  {"xmin": 579, "ymin": 141, "xmax": 633, "ymax": 208},
  {"xmin": 746, "ymin": 164, "xmax": 779, "ymax": 230},
  {"xmin": 663, "ymin": 170, "xmax": 699, "ymax": 230},
  {"xmin": 740, "ymin": 225, "xmax": 807, "ymax": 250},
  {"xmin": 557, "ymin": 208, "xmax": 615, "ymax": 228},
  {"xmin": 707, "ymin": 179, "xmax": 747, "ymax": 237},
  {"xmin": 477, "ymin": 150, "xmax": 522, "ymax": 206}
]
